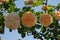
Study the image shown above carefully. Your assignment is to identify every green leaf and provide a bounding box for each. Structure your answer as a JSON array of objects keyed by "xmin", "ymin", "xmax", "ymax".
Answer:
[
  {"xmin": 14, "ymin": 8, "xmax": 20, "ymax": 12},
  {"xmin": 57, "ymin": 35, "xmax": 60, "ymax": 40},
  {"xmin": 9, "ymin": 0, "xmax": 15, "ymax": 4},
  {"xmin": 0, "ymin": 26, "xmax": 4, "ymax": 34},
  {"xmin": 0, "ymin": 13, "xmax": 5, "ymax": 34},
  {"xmin": 21, "ymin": 33, "xmax": 26, "ymax": 38},
  {"xmin": 35, "ymin": 11, "xmax": 43, "ymax": 18},
  {"xmin": 10, "ymin": 4, "xmax": 15, "ymax": 12},
  {"xmin": 32, "ymin": 0, "xmax": 43, "ymax": 6},
  {"xmin": 3, "ymin": 3, "xmax": 10, "ymax": 10},
  {"xmin": 41, "ymin": 27, "xmax": 46, "ymax": 33}
]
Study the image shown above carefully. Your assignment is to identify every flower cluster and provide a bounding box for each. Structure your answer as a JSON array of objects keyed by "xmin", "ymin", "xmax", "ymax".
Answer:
[{"xmin": 4, "ymin": 11, "xmax": 60, "ymax": 29}]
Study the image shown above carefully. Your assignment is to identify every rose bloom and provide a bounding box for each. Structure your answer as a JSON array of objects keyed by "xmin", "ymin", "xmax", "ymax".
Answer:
[
  {"xmin": 39, "ymin": 13, "xmax": 53, "ymax": 27},
  {"xmin": 42, "ymin": 5, "xmax": 48, "ymax": 10},
  {"xmin": 24, "ymin": 0, "xmax": 34, "ymax": 5},
  {"xmin": 21, "ymin": 12, "xmax": 36, "ymax": 27},
  {"xmin": 4, "ymin": 12, "xmax": 20, "ymax": 29},
  {"xmin": 0, "ymin": 0, "xmax": 9, "ymax": 3},
  {"xmin": 54, "ymin": 11, "xmax": 60, "ymax": 20}
]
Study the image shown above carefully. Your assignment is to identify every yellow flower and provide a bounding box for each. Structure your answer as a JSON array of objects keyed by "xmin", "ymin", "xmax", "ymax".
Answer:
[
  {"xmin": 0, "ymin": 0, "xmax": 9, "ymax": 3},
  {"xmin": 21, "ymin": 12, "xmax": 36, "ymax": 27},
  {"xmin": 39, "ymin": 13, "xmax": 53, "ymax": 27},
  {"xmin": 24, "ymin": 0, "xmax": 34, "ymax": 5},
  {"xmin": 4, "ymin": 12, "xmax": 20, "ymax": 29},
  {"xmin": 42, "ymin": 5, "xmax": 48, "ymax": 10},
  {"xmin": 54, "ymin": 11, "xmax": 60, "ymax": 20}
]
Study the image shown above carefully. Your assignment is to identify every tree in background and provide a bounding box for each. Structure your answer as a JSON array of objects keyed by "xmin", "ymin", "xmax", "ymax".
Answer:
[{"xmin": 0, "ymin": 0, "xmax": 60, "ymax": 40}]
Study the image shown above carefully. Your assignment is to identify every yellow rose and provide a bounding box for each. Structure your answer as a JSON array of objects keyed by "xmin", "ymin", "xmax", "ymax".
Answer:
[
  {"xmin": 42, "ymin": 5, "xmax": 48, "ymax": 10},
  {"xmin": 21, "ymin": 12, "xmax": 36, "ymax": 27},
  {"xmin": 54, "ymin": 11, "xmax": 60, "ymax": 20},
  {"xmin": 39, "ymin": 13, "xmax": 53, "ymax": 27}
]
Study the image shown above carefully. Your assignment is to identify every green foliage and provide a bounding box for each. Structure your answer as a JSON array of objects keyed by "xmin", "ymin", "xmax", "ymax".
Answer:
[
  {"xmin": 32, "ymin": 0, "xmax": 43, "ymax": 6},
  {"xmin": 19, "ymin": 6, "xmax": 34, "ymax": 17},
  {"xmin": 0, "ymin": 0, "xmax": 60, "ymax": 40},
  {"xmin": 0, "ymin": 12, "xmax": 5, "ymax": 34}
]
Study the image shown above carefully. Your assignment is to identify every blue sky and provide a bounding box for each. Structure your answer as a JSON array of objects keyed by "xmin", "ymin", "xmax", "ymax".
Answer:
[{"xmin": 0, "ymin": 0, "xmax": 60, "ymax": 40}]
